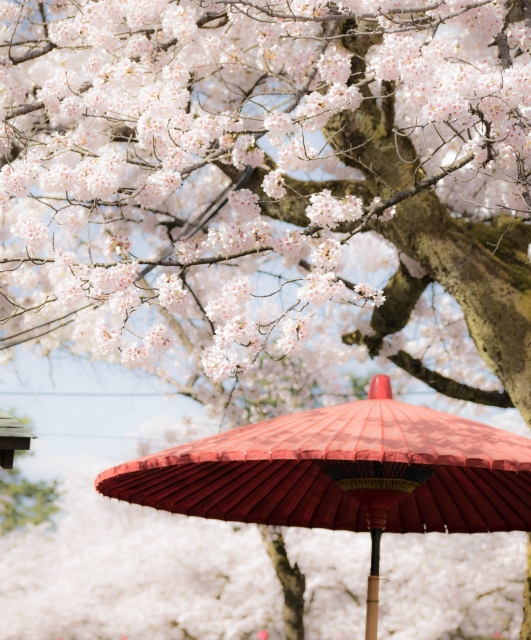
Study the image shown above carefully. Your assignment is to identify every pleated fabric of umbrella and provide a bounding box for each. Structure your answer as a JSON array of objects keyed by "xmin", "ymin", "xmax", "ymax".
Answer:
[{"xmin": 95, "ymin": 376, "xmax": 531, "ymax": 535}]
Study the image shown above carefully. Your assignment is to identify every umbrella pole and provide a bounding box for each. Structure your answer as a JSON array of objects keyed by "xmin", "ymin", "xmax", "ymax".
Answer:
[{"xmin": 365, "ymin": 528, "xmax": 382, "ymax": 640}]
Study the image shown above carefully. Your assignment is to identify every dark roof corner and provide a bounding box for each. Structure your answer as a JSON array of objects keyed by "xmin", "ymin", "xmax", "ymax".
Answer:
[{"xmin": 0, "ymin": 410, "xmax": 37, "ymax": 469}]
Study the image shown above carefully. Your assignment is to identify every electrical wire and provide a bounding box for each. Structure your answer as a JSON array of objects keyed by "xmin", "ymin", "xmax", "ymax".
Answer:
[{"xmin": 0, "ymin": 391, "xmax": 175, "ymax": 397}]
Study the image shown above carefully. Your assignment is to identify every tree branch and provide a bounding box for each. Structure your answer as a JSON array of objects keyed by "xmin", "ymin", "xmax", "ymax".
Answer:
[
  {"xmin": 341, "ymin": 260, "xmax": 513, "ymax": 408},
  {"xmin": 388, "ymin": 350, "xmax": 514, "ymax": 408},
  {"xmin": 369, "ymin": 262, "xmax": 432, "ymax": 347},
  {"xmin": 217, "ymin": 161, "xmax": 375, "ymax": 227},
  {"xmin": 342, "ymin": 331, "xmax": 514, "ymax": 407},
  {"xmin": 9, "ymin": 41, "xmax": 55, "ymax": 64},
  {"xmin": 491, "ymin": 31, "xmax": 513, "ymax": 69}
]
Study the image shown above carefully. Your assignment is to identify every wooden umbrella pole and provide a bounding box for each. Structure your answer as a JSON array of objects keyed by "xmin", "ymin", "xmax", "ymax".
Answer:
[{"xmin": 365, "ymin": 528, "xmax": 382, "ymax": 640}]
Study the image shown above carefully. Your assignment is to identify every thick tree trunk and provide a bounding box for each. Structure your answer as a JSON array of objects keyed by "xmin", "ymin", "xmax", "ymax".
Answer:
[
  {"xmin": 260, "ymin": 526, "xmax": 306, "ymax": 640},
  {"xmin": 326, "ymin": 109, "xmax": 531, "ymax": 425},
  {"xmin": 321, "ymin": 28, "xmax": 531, "ymax": 426},
  {"xmin": 522, "ymin": 534, "xmax": 531, "ymax": 640}
]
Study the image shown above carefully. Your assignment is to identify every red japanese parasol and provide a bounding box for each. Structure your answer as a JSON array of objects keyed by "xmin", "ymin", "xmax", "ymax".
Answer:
[{"xmin": 96, "ymin": 375, "xmax": 531, "ymax": 640}]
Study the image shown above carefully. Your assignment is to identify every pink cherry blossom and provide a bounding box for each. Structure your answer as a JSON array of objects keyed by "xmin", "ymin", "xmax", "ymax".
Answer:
[
  {"xmin": 55, "ymin": 276, "xmax": 85, "ymax": 306},
  {"xmin": 262, "ymin": 171, "xmax": 287, "ymax": 200},
  {"xmin": 94, "ymin": 322, "xmax": 121, "ymax": 354},
  {"xmin": 277, "ymin": 316, "xmax": 312, "ymax": 355},
  {"xmin": 205, "ymin": 277, "xmax": 254, "ymax": 322},
  {"xmin": 89, "ymin": 264, "xmax": 138, "ymax": 295},
  {"xmin": 317, "ymin": 49, "xmax": 352, "ymax": 85},
  {"xmin": 108, "ymin": 287, "xmax": 142, "ymax": 315},
  {"xmin": 228, "ymin": 189, "xmax": 261, "ymax": 218},
  {"xmin": 121, "ymin": 342, "xmax": 151, "ymax": 367},
  {"xmin": 156, "ymin": 274, "xmax": 188, "ymax": 312},
  {"xmin": 297, "ymin": 272, "xmax": 346, "ymax": 306},
  {"xmin": 232, "ymin": 135, "xmax": 265, "ymax": 169},
  {"xmin": 144, "ymin": 323, "xmax": 171, "ymax": 353},
  {"xmin": 11, "ymin": 217, "xmax": 50, "ymax": 252},
  {"xmin": 264, "ymin": 113, "xmax": 294, "ymax": 146},
  {"xmin": 306, "ymin": 190, "xmax": 364, "ymax": 229}
]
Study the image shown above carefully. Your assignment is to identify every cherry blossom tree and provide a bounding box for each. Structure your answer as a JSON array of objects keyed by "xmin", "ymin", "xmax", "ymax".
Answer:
[{"xmin": 1, "ymin": 0, "xmax": 531, "ymax": 635}]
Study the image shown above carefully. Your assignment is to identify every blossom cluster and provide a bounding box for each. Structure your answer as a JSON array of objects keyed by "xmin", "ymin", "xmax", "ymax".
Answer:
[
  {"xmin": 202, "ymin": 278, "xmax": 261, "ymax": 381},
  {"xmin": 306, "ymin": 191, "xmax": 364, "ymax": 228}
]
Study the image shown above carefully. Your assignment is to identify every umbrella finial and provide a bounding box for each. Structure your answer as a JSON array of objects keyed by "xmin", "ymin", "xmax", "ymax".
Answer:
[{"xmin": 368, "ymin": 375, "xmax": 393, "ymax": 400}]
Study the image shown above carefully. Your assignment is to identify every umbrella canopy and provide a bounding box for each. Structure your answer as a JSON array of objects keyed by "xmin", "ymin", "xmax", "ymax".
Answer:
[
  {"xmin": 96, "ymin": 375, "xmax": 531, "ymax": 640},
  {"xmin": 96, "ymin": 376, "xmax": 531, "ymax": 534}
]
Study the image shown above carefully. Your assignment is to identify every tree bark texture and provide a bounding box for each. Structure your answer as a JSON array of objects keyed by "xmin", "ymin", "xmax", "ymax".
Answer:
[
  {"xmin": 260, "ymin": 526, "xmax": 306, "ymax": 640},
  {"xmin": 522, "ymin": 534, "xmax": 531, "ymax": 640}
]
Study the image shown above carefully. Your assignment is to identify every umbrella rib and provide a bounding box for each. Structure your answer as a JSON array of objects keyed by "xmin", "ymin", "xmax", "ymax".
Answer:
[
  {"xmin": 428, "ymin": 468, "xmax": 473, "ymax": 533},
  {"xmin": 289, "ymin": 403, "xmax": 362, "ymax": 459},
  {"xmin": 417, "ymin": 477, "xmax": 446, "ymax": 533},
  {"xmin": 172, "ymin": 411, "xmax": 307, "ymax": 462},
  {"xmin": 108, "ymin": 466, "xmax": 182, "ymax": 501},
  {"xmin": 178, "ymin": 461, "xmax": 282, "ymax": 517},
  {"xmin": 332, "ymin": 489, "xmax": 361, "ymax": 531},
  {"xmin": 412, "ymin": 489, "xmax": 430, "ymax": 533},
  {"xmin": 322, "ymin": 402, "xmax": 372, "ymax": 460},
  {"xmin": 447, "ymin": 467, "xmax": 490, "ymax": 532},
  {"xmin": 386, "ymin": 402, "xmax": 439, "ymax": 463},
  {"xmin": 402, "ymin": 402, "xmax": 462, "ymax": 464},
  {"xmin": 384, "ymin": 401, "xmax": 412, "ymax": 462},
  {"xmin": 288, "ymin": 464, "xmax": 327, "ymax": 528},
  {"xmin": 464, "ymin": 469, "xmax": 520, "ymax": 531},
  {"xmin": 143, "ymin": 462, "xmax": 241, "ymax": 515},
  {"xmin": 444, "ymin": 416, "xmax": 495, "ymax": 470},
  {"xmin": 245, "ymin": 461, "xmax": 313, "ymax": 525},
  {"xmin": 236, "ymin": 461, "xmax": 309, "ymax": 521},
  {"xmin": 474, "ymin": 427, "xmax": 522, "ymax": 471},
  {"xmin": 244, "ymin": 406, "xmax": 346, "ymax": 459},
  {"xmin": 396, "ymin": 496, "xmax": 419, "ymax": 534},
  {"xmin": 354, "ymin": 402, "xmax": 376, "ymax": 461},
  {"xmin": 144, "ymin": 461, "xmax": 248, "ymax": 509},
  {"xmin": 481, "ymin": 470, "xmax": 531, "ymax": 525}
]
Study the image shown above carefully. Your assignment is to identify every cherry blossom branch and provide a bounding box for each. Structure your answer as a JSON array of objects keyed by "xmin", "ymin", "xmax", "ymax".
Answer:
[
  {"xmin": 0, "ymin": 152, "xmax": 477, "ymax": 274},
  {"xmin": 6, "ymin": 101, "xmax": 45, "ymax": 118},
  {"xmin": 0, "ymin": 304, "xmax": 91, "ymax": 343},
  {"xmin": 7, "ymin": 40, "xmax": 55, "ymax": 64},
  {"xmin": 0, "ymin": 318, "xmax": 75, "ymax": 351},
  {"xmin": 218, "ymin": 0, "xmax": 493, "ymax": 25},
  {"xmin": 6, "ymin": 81, "xmax": 92, "ymax": 120},
  {"xmin": 367, "ymin": 150, "xmax": 476, "ymax": 215},
  {"xmin": 285, "ymin": 20, "xmax": 339, "ymax": 113},
  {"xmin": 388, "ymin": 349, "xmax": 514, "ymax": 407},
  {"xmin": 341, "ymin": 258, "xmax": 513, "ymax": 407}
]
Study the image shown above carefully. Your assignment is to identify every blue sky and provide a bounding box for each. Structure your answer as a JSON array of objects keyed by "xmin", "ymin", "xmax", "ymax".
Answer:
[{"xmin": 1, "ymin": 349, "xmax": 200, "ymax": 481}]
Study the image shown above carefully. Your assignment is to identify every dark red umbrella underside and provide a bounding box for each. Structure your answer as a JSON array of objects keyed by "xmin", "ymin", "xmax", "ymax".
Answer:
[{"xmin": 96, "ymin": 459, "xmax": 531, "ymax": 534}]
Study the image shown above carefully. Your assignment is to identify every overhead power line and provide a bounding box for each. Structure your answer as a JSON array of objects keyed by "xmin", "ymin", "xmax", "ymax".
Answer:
[{"xmin": 0, "ymin": 391, "xmax": 173, "ymax": 397}]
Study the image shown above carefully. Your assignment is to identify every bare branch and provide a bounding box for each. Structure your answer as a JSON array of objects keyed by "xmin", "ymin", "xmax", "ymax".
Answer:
[{"xmin": 8, "ymin": 40, "xmax": 55, "ymax": 64}]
